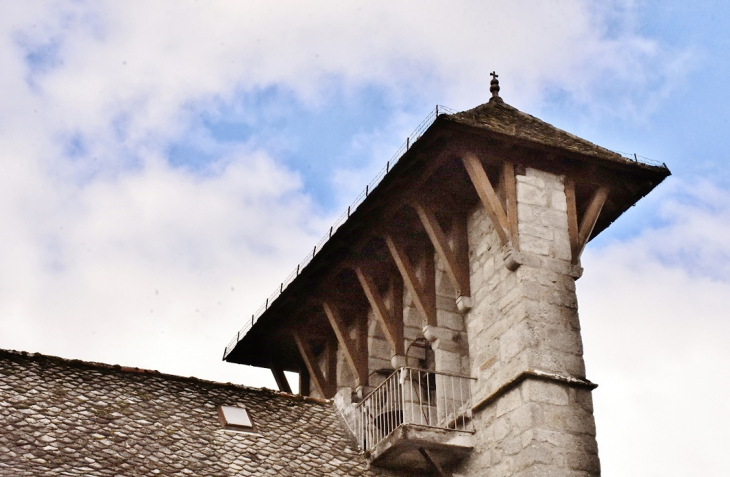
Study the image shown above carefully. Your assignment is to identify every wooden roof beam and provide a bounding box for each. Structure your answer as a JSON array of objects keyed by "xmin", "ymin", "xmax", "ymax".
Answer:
[
  {"xmin": 566, "ymin": 180, "xmax": 609, "ymax": 263},
  {"xmin": 322, "ymin": 301, "xmax": 368, "ymax": 387},
  {"xmin": 270, "ymin": 363, "xmax": 292, "ymax": 394},
  {"xmin": 412, "ymin": 202, "xmax": 470, "ymax": 298},
  {"xmin": 385, "ymin": 235, "xmax": 437, "ymax": 328},
  {"xmin": 355, "ymin": 268, "xmax": 405, "ymax": 357},
  {"xmin": 293, "ymin": 331, "xmax": 333, "ymax": 398},
  {"xmin": 462, "ymin": 152, "xmax": 511, "ymax": 247}
]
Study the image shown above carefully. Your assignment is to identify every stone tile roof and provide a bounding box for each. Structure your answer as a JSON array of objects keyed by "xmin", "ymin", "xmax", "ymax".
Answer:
[
  {"xmin": 0, "ymin": 349, "xmax": 397, "ymax": 477},
  {"xmin": 447, "ymin": 98, "xmax": 632, "ymax": 164}
]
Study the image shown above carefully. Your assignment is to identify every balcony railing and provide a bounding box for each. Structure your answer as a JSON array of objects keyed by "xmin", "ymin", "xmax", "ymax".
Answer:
[{"xmin": 355, "ymin": 367, "xmax": 475, "ymax": 454}]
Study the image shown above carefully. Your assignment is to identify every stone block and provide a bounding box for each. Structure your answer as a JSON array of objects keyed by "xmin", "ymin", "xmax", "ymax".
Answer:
[
  {"xmin": 550, "ymin": 190, "xmax": 568, "ymax": 211},
  {"xmin": 518, "ymin": 170, "xmax": 546, "ymax": 188},
  {"xmin": 513, "ymin": 443, "xmax": 557, "ymax": 473},
  {"xmin": 403, "ymin": 306, "xmax": 421, "ymax": 328},
  {"xmin": 500, "ymin": 320, "xmax": 536, "ymax": 363},
  {"xmin": 540, "ymin": 209, "xmax": 569, "ymax": 230},
  {"xmin": 545, "ymin": 325, "xmax": 583, "ymax": 355},
  {"xmin": 508, "ymin": 401, "xmax": 544, "ymax": 433},
  {"xmin": 521, "ymin": 380, "xmax": 569, "ymax": 406},
  {"xmin": 570, "ymin": 388, "xmax": 594, "ymax": 413},
  {"xmin": 437, "ymin": 309, "xmax": 465, "ymax": 331},
  {"xmin": 503, "ymin": 435, "xmax": 523, "ymax": 456},
  {"xmin": 434, "ymin": 349, "xmax": 463, "ymax": 374},
  {"xmin": 368, "ymin": 336, "xmax": 391, "ymax": 359},
  {"xmin": 566, "ymin": 450, "xmax": 600, "ymax": 473},
  {"xmin": 520, "ymin": 235, "xmax": 551, "ymax": 257},
  {"xmin": 544, "ymin": 406, "xmax": 596, "ymax": 436},
  {"xmin": 493, "ymin": 416, "xmax": 512, "ymax": 442},
  {"xmin": 517, "ymin": 182, "xmax": 548, "ymax": 207},
  {"xmin": 495, "ymin": 387, "xmax": 522, "ymax": 418},
  {"xmin": 520, "ymin": 223, "xmax": 553, "ymax": 241}
]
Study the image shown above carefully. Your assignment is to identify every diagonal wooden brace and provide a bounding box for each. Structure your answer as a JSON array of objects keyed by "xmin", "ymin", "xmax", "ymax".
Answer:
[
  {"xmin": 412, "ymin": 202, "xmax": 470, "ymax": 298},
  {"xmin": 385, "ymin": 235, "xmax": 437, "ymax": 328},
  {"xmin": 322, "ymin": 301, "xmax": 368, "ymax": 387}
]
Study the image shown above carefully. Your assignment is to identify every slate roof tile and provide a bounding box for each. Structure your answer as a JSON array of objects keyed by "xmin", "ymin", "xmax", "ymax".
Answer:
[
  {"xmin": 0, "ymin": 349, "xmax": 403, "ymax": 477},
  {"xmin": 447, "ymin": 98, "xmax": 635, "ymax": 164}
]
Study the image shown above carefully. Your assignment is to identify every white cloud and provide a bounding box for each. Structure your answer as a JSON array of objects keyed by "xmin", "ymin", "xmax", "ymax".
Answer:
[
  {"xmin": 580, "ymin": 179, "xmax": 730, "ymax": 476},
  {"xmin": 0, "ymin": 1, "xmax": 695, "ymax": 389}
]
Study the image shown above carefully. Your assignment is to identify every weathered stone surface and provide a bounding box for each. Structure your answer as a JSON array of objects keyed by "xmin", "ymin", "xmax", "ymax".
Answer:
[{"xmin": 455, "ymin": 168, "xmax": 599, "ymax": 477}]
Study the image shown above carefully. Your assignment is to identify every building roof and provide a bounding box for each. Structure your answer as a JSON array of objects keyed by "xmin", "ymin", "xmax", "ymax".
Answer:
[
  {"xmin": 223, "ymin": 97, "xmax": 669, "ymax": 369},
  {"xmin": 447, "ymin": 98, "xmax": 635, "ymax": 164},
  {"xmin": 0, "ymin": 349, "xmax": 395, "ymax": 476}
]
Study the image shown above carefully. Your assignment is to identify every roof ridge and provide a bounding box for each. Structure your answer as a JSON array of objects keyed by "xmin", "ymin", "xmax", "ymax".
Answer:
[
  {"xmin": 0, "ymin": 347, "xmax": 327, "ymax": 405},
  {"xmin": 448, "ymin": 99, "xmax": 627, "ymax": 162}
]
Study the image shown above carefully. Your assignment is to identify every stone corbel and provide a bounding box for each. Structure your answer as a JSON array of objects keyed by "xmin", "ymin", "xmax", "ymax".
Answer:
[
  {"xmin": 502, "ymin": 247, "xmax": 521, "ymax": 271},
  {"xmin": 423, "ymin": 325, "xmax": 461, "ymax": 353},
  {"xmin": 455, "ymin": 296, "xmax": 472, "ymax": 313}
]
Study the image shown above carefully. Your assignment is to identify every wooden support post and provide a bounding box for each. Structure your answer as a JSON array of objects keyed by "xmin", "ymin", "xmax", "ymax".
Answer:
[
  {"xmin": 385, "ymin": 235, "xmax": 437, "ymax": 327},
  {"xmin": 355, "ymin": 268, "xmax": 404, "ymax": 357},
  {"xmin": 419, "ymin": 447, "xmax": 448, "ymax": 477},
  {"xmin": 452, "ymin": 213, "xmax": 470, "ymax": 295},
  {"xmin": 565, "ymin": 178, "xmax": 581, "ymax": 263},
  {"xmin": 325, "ymin": 334, "xmax": 337, "ymax": 387},
  {"xmin": 462, "ymin": 152, "xmax": 510, "ymax": 246},
  {"xmin": 299, "ymin": 367, "xmax": 310, "ymax": 397},
  {"xmin": 413, "ymin": 202, "xmax": 470, "ymax": 297},
  {"xmin": 502, "ymin": 161, "xmax": 519, "ymax": 251},
  {"xmin": 573, "ymin": 185, "xmax": 609, "ymax": 262},
  {"xmin": 293, "ymin": 331, "xmax": 330, "ymax": 398},
  {"xmin": 322, "ymin": 301, "xmax": 368, "ymax": 387},
  {"xmin": 270, "ymin": 364, "xmax": 292, "ymax": 394}
]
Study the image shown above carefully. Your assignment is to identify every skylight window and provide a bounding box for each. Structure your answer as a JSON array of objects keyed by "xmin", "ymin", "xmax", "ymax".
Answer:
[{"xmin": 218, "ymin": 405, "xmax": 256, "ymax": 432}]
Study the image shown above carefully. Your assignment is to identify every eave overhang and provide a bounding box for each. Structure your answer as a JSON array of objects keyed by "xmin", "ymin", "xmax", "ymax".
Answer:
[{"xmin": 223, "ymin": 102, "xmax": 670, "ymax": 370}]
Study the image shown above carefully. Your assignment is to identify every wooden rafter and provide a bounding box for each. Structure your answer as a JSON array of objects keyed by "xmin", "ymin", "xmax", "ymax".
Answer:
[
  {"xmin": 462, "ymin": 152, "xmax": 511, "ymax": 246},
  {"xmin": 293, "ymin": 331, "xmax": 330, "ymax": 398},
  {"xmin": 577, "ymin": 186, "xmax": 609, "ymax": 257},
  {"xmin": 270, "ymin": 363, "xmax": 292, "ymax": 394},
  {"xmin": 385, "ymin": 235, "xmax": 437, "ymax": 327},
  {"xmin": 566, "ymin": 181, "xmax": 609, "ymax": 263},
  {"xmin": 412, "ymin": 202, "xmax": 470, "ymax": 297},
  {"xmin": 322, "ymin": 301, "xmax": 368, "ymax": 386},
  {"xmin": 355, "ymin": 268, "xmax": 404, "ymax": 356}
]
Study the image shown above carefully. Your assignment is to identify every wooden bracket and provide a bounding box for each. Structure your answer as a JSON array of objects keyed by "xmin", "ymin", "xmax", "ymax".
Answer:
[
  {"xmin": 322, "ymin": 301, "xmax": 368, "ymax": 387},
  {"xmin": 412, "ymin": 202, "xmax": 470, "ymax": 297},
  {"xmin": 270, "ymin": 363, "xmax": 292, "ymax": 394},
  {"xmin": 293, "ymin": 331, "xmax": 332, "ymax": 398},
  {"xmin": 462, "ymin": 152, "xmax": 511, "ymax": 246},
  {"xmin": 566, "ymin": 180, "xmax": 609, "ymax": 263},
  {"xmin": 419, "ymin": 447, "xmax": 448, "ymax": 477},
  {"xmin": 385, "ymin": 235, "xmax": 437, "ymax": 327},
  {"xmin": 355, "ymin": 268, "xmax": 404, "ymax": 357}
]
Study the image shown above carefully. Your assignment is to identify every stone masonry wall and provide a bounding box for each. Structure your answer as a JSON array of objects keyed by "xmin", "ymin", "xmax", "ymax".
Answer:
[{"xmin": 453, "ymin": 167, "xmax": 600, "ymax": 477}]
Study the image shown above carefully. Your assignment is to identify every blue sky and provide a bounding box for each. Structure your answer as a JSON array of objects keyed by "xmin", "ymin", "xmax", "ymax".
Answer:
[{"xmin": 1, "ymin": 1, "xmax": 729, "ymax": 475}]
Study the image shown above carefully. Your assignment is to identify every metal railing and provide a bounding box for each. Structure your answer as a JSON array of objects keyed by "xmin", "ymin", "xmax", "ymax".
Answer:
[
  {"xmin": 611, "ymin": 150, "xmax": 666, "ymax": 168},
  {"xmin": 223, "ymin": 106, "xmax": 456, "ymax": 359},
  {"xmin": 355, "ymin": 367, "xmax": 475, "ymax": 454}
]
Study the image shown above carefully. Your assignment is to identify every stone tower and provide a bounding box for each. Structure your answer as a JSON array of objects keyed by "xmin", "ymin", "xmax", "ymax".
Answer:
[{"xmin": 223, "ymin": 77, "xmax": 669, "ymax": 476}]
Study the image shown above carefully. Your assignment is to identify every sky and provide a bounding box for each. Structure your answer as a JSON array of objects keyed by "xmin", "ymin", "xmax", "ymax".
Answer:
[{"xmin": 0, "ymin": 1, "xmax": 728, "ymax": 475}]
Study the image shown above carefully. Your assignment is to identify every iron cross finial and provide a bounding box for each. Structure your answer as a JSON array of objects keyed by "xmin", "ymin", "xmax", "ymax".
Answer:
[{"xmin": 490, "ymin": 71, "xmax": 501, "ymax": 101}]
